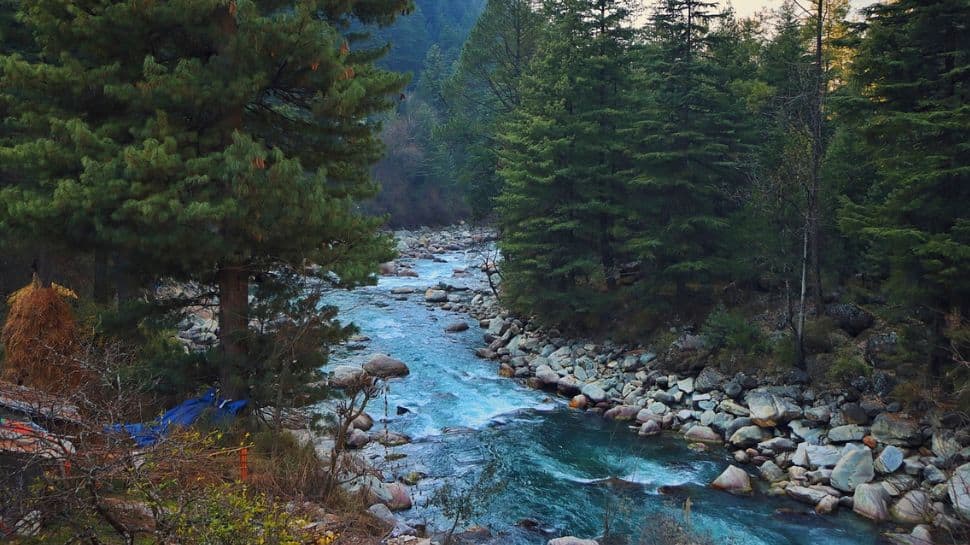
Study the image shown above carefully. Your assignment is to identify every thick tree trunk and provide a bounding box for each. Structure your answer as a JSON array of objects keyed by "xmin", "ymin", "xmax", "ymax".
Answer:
[
  {"xmin": 218, "ymin": 264, "xmax": 249, "ymax": 398},
  {"xmin": 810, "ymin": 0, "xmax": 825, "ymax": 315}
]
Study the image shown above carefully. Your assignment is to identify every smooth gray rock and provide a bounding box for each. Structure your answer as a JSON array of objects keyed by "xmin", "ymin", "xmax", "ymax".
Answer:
[
  {"xmin": 875, "ymin": 445, "xmax": 905, "ymax": 474},
  {"xmin": 828, "ymin": 424, "xmax": 867, "ymax": 443},
  {"xmin": 684, "ymin": 425, "xmax": 721, "ymax": 443},
  {"xmin": 831, "ymin": 446, "xmax": 875, "ymax": 492},
  {"xmin": 364, "ymin": 354, "xmax": 410, "ymax": 378},
  {"xmin": 760, "ymin": 461, "xmax": 786, "ymax": 483},
  {"xmin": 890, "ymin": 490, "xmax": 933, "ymax": 525},
  {"xmin": 581, "ymin": 383, "xmax": 607, "ymax": 403},
  {"xmin": 712, "ymin": 465, "xmax": 752, "ymax": 495},
  {"xmin": 948, "ymin": 463, "xmax": 970, "ymax": 520},
  {"xmin": 871, "ymin": 413, "xmax": 922, "ymax": 447},
  {"xmin": 746, "ymin": 391, "xmax": 802, "ymax": 426},
  {"xmin": 729, "ymin": 425, "xmax": 766, "ymax": 448},
  {"xmin": 853, "ymin": 482, "xmax": 891, "ymax": 522},
  {"xmin": 331, "ymin": 365, "xmax": 366, "ymax": 387}
]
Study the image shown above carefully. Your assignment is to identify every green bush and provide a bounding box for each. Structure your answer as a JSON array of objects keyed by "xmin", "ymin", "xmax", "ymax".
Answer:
[
  {"xmin": 701, "ymin": 306, "xmax": 765, "ymax": 354},
  {"xmin": 826, "ymin": 349, "xmax": 871, "ymax": 382}
]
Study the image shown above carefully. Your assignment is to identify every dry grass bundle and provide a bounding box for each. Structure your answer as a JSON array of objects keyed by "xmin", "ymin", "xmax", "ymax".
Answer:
[{"xmin": 0, "ymin": 275, "xmax": 81, "ymax": 392}]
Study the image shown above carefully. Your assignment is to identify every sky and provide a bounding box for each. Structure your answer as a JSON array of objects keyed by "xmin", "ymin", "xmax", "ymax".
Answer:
[{"xmin": 724, "ymin": 0, "xmax": 875, "ymax": 18}]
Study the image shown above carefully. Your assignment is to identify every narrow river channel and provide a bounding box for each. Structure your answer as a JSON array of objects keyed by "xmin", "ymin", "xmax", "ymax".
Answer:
[{"xmin": 326, "ymin": 248, "xmax": 882, "ymax": 545}]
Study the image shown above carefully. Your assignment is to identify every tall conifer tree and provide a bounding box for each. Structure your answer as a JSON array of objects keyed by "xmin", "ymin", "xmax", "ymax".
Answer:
[
  {"xmin": 497, "ymin": 0, "xmax": 638, "ymax": 325},
  {"xmin": 0, "ymin": 1, "xmax": 409, "ymax": 395}
]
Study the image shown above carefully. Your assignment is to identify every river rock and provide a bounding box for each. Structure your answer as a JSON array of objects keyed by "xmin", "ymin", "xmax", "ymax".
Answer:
[
  {"xmin": 786, "ymin": 485, "xmax": 830, "ymax": 505},
  {"xmin": 331, "ymin": 365, "xmax": 367, "ymax": 387},
  {"xmin": 789, "ymin": 420, "xmax": 823, "ymax": 445},
  {"xmin": 385, "ymin": 482, "xmax": 413, "ymax": 511},
  {"xmin": 364, "ymin": 354, "xmax": 410, "ymax": 378},
  {"xmin": 760, "ymin": 461, "xmax": 786, "ymax": 483},
  {"xmin": 424, "ymin": 289, "xmax": 448, "ymax": 303},
  {"xmin": 746, "ymin": 391, "xmax": 802, "ymax": 427},
  {"xmin": 352, "ymin": 412, "xmax": 374, "ymax": 431},
  {"xmin": 548, "ymin": 538, "xmax": 598, "ymax": 545},
  {"xmin": 720, "ymin": 399, "xmax": 750, "ymax": 417},
  {"xmin": 677, "ymin": 377, "xmax": 695, "ymax": 394},
  {"xmin": 875, "ymin": 445, "xmax": 905, "ymax": 474},
  {"xmin": 569, "ymin": 395, "xmax": 588, "ymax": 409},
  {"xmin": 712, "ymin": 465, "xmax": 752, "ymax": 495},
  {"xmin": 831, "ymin": 446, "xmax": 874, "ymax": 492},
  {"xmin": 841, "ymin": 403, "xmax": 869, "ymax": 425},
  {"xmin": 828, "ymin": 424, "xmax": 867, "ymax": 443},
  {"xmin": 445, "ymin": 321, "xmax": 469, "ymax": 332},
  {"xmin": 649, "ymin": 401, "xmax": 669, "ymax": 415},
  {"xmin": 758, "ymin": 437, "xmax": 796, "ymax": 452},
  {"xmin": 639, "ymin": 420, "xmax": 661, "ymax": 437},
  {"xmin": 347, "ymin": 428, "xmax": 370, "ymax": 449},
  {"xmin": 535, "ymin": 365, "xmax": 560, "ymax": 387},
  {"xmin": 890, "ymin": 490, "xmax": 933, "ymax": 525},
  {"xmin": 684, "ymin": 425, "xmax": 721, "ymax": 443},
  {"xmin": 694, "ymin": 367, "xmax": 726, "ymax": 393},
  {"xmin": 605, "ymin": 405, "xmax": 639, "ymax": 421},
  {"xmin": 581, "ymin": 383, "xmax": 607, "ymax": 403},
  {"xmin": 729, "ymin": 425, "xmax": 765, "ymax": 448},
  {"xmin": 948, "ymin": 463, "xmax": 970, "ymax": 520},
  {"xmin": 931, "ymin": 432, "xmax": 961, "ymax": 462},
  {"xmin": 557, "ymin": 376, "xmax": 581, "ymax": 396},
  {"xmin": 853, "ymin": 482, "xmax": 891, "ymax": 522},
  {"xmin": 871, "ymin": 413, "xmax": 922, "ymax": 447},
  {"xmin": 373, "ymin": 430, "xmax": 411, "ymax": 447},
  {"xmin": 816, "ymin": 494, "xmax": 840, "ymax": 515}
]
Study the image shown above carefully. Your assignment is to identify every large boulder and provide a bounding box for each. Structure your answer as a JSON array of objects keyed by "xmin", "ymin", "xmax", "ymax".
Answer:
[
  {"xmin": 890, "ymin": 490, "xmax": 933, "ymax": 525},
  {"xmin": 947, "ymin": 462, "xmax": 970, "ymax": 520},
  {"xmin": 364, "ymin": 354, "xmax": 410, "ymax": 378},
  {"xmin": 711, "ymin": 465, "xmax": 752, "ymax": 495},
  {"xmin": 385, "ymin": 482, "xmax": 413, "ymax": 511},
  {"xmin": 535, "ymin": 365, "xmax": 560, "ymax": 387},
  {"xmin": 745, "ymin": 391, "xmax": 802, "ymax": 427},
  {"xmin": 825, "ymin": 303, "xmax": 875, "ymax": 336},
  {"xmin": 445, "ymin": 321, "xmax": 470, "ymax": 333},
  {"xmin": 424, "ymin": 289, "xmax": 448, "ymax": 303},
  {"xmin": 853, "ymin": 482, "xmax": 891, "ymax": 522},
  {"xmin": 831, "ymin": 445, "xmax": 875, "ymax": 492},
  {"xmin": 828, "ymin": 425, "xmax": 867, "ymax": 443},
  {"xmin": 786, "ymin": 485, "xmax": 830, "ymax": 505},
  {"xmin": 684, "ymin": 425, "xmax": 721, "ymax": 444},
  {"xmin": 729, "ymin": 425, "xmax": 766, "ymax": 448},
  {"xmin": 331, "ymin": 365, "xmax": 367, "ymax": 388},
  {"xmin": 871, "ymin": 414, "xmax": 922, "ymax": 447},
  {"xmin": 694, "ymin": 367, "xmax": 726, "ymax": 393}
]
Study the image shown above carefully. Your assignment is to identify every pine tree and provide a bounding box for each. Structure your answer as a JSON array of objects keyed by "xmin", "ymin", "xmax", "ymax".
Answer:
[
  {"xmin": 498, "ymin": 0, "xmax": 638, "ymax": 326},
  {"xmin": 0, "ymin": 1, "xmax": 409, "ymax": 397},
  {"xmin": 629, "ymin": 0, "xmax": 753, "ymax": 304},
  {"xmin": 837, "ymin": 0, "xmax": 970, "ymax": 361},
  {"xmin": 440, "ymin": 0, "xmax": 543, "ymax": 216}
]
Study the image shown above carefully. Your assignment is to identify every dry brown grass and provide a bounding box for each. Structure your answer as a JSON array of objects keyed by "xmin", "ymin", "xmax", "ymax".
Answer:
[{"xmin": 0, "ymin": 276, "xmax": 83, "ymax": 392}]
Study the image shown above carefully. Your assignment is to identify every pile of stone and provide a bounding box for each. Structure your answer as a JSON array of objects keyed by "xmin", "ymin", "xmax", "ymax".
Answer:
[{"xmin": 416, "ymin": 289, "xmax": 970, "ymax": 543}]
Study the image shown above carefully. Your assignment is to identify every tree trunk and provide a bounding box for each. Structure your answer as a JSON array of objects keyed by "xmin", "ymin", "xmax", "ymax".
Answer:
[
  {"xmin": 796, "ymin": 224, "xmax": 809, "ymax": 370},
  {"xmin": 810, "ymin": 0, "xmax": 825, "ymax": 315},
  {"xmin": 218, "ymin": 264, "xmax": 249, "ymax": 398}
]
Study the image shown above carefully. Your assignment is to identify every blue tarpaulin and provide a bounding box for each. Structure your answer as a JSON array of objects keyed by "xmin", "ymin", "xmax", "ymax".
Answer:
[{"xmin": 110, "ymin": 389, "xmax": 247, "ymax": 447}]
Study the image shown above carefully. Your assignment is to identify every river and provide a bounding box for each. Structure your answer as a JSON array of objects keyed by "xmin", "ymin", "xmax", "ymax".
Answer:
[{"xmin": 325, "ymin": 247, "xmax": 883, "ymax": 545}]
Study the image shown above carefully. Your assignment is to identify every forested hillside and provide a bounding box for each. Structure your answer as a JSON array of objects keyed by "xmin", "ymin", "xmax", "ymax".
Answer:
[
  {"xmin": 365, "ymin": 0, "xmax": 488, "ymax": 226},
  {"xmin": 485, "ymin": 0, "xmax": 970, "ymax": 408}
]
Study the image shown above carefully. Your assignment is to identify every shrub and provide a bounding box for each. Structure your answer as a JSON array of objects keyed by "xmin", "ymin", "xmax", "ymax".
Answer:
[
  {"xmin": 0, "ymin": 276, "xmax": 81, "ymax": 391},
  {"xmin": 701, "ymin": 306, "xmax": 765, "ymax": 354},
  {"xmin": 827, "ymin": 349, "xmax": 871, "ymax": 382}
]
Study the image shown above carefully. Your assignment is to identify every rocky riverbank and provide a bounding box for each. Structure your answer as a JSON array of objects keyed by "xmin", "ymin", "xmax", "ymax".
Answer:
[{"xmin": 386, "ymin": 226, "xmax": 970, "ymax": 545}]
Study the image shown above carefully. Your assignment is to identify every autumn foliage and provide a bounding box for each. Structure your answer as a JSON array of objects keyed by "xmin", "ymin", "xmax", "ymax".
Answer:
[{"xmin": 0, "ymin": 275, "xmax": 80, "ymax": 391}]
